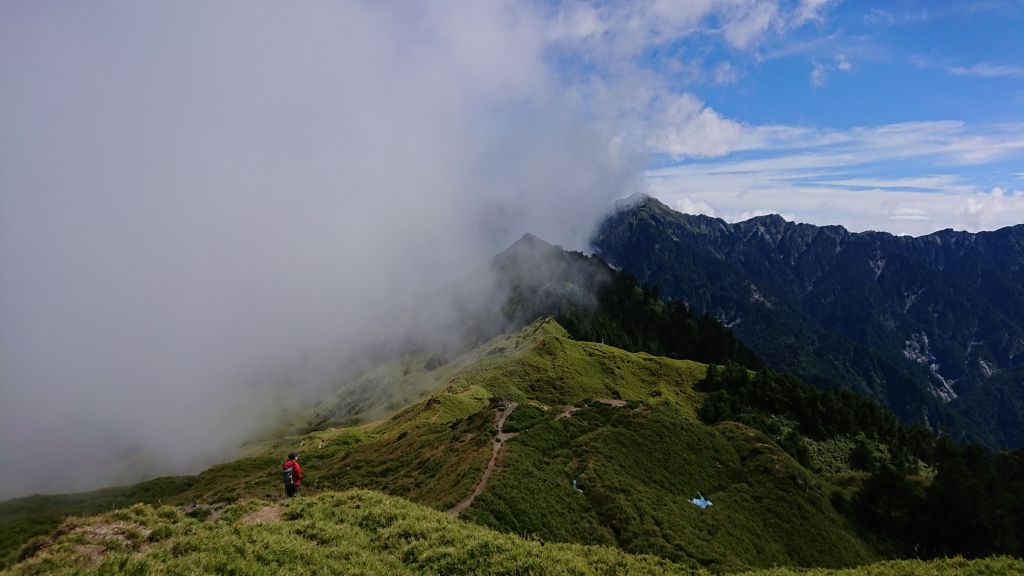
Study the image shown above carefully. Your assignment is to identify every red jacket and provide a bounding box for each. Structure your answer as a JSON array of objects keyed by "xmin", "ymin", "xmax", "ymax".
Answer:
[{"xmin": 282, "ymin": 459, "xmax": 302, "ymax": 486}]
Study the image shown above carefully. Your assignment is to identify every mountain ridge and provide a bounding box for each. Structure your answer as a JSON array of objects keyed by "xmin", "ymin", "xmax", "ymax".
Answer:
[
  {"xmin": 593, "ymin": 195, "xmax": 1024, "ymax": 447},
  {"xmin": 5, "ymin": 233, "xmax": 1024, "ymax": 573},
  {"xmin": 1, "ymin": 319, "xmax": 880, "ymax": 572},
  {"xmin": 6, "ymin": 316, "xmax": 1024, "ymax": 573}
]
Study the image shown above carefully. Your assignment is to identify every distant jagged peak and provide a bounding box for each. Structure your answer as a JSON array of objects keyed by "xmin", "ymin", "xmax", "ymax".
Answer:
[
  {"xmin": 926, "ymin": 227, "xmax": 977, "ymax": 246},
  {"xmin": 603, "ymin": 194, "xmax": 729, "ymax": 238},
  {"xmin": 495, "ymin": 233, "xmax": 562, "ymax": 266},
  {"xmin": 493, "ymin": 231, "xmax": 607, "ymax": 281},
  {"xmin": 615, "ymin": 191, "xmax": 654, "ymax": 207},
  {"xmin": 733, "ymin": 213, "xmax": 793, "ymax": 244},
  {"xmin": 509, "ymin": 232, "xmax": 554, "ymax": 251},
  {"xmin": 612, "ymin": 194, "xmax": 1024, "ymax": 242},
  {"xmin": 740, "ymin": 213, "xmax": 788, "ymax": 228},
  {"xmin": 614, "ymin": 192, "xmax": 672, "ymax": 213}
]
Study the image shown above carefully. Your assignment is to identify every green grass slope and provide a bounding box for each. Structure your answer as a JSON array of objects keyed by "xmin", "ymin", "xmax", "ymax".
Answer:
[
  {"xmin": 302, "ymin": 318, "xmax": 874, "ymax": 570},
  {"xmin": 7, "ymin": 489, "xmax": 1021, "ymax": 576},
  {"xmin": 3, "ymin": 319, "xmax": 867, "ymax": 571},
  {"xmin": 0, "ymin": 477, "xmax": 197, "ymax": 569},
  {"xmin": 448, "ymin": 329, "xmax": 873, "ymax": 570},
  {"xmin": 2, "ymin": 318, "xmax": 1016, "ymax": 574}
]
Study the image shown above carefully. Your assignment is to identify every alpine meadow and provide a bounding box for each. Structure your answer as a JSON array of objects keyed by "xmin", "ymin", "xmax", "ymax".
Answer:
[{"xmin": 3, "ymin": 1, "xmax": 1024, "ymax": 575}]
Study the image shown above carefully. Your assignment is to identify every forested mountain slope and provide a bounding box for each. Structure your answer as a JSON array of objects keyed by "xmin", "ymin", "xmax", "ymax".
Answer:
[{"xmin": 593, "ymin": 195, "xmax": 1024, "ymax": 448}]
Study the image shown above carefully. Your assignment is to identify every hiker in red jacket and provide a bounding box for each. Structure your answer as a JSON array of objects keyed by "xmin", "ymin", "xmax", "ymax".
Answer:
[{"xmin": 282, "ymin": 452, "xmax": 302, "ymax": 497}]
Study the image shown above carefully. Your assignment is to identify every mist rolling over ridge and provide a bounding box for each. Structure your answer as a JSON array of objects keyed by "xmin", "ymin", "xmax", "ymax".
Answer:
[
  {"xmin": 0, "ymin": 2, "xmax": 638, "ymax": 499},
  {"xmin": 4, "ymin": 0, "xmax": 1024, "ymax": 504},
  {"xmin": 6, "ymin": 4, "xmax": 1024, "ymax": 574}
]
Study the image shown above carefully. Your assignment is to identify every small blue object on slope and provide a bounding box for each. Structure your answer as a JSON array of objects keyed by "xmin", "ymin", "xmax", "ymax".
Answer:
[
  {"xmin": 572, "ymin": 479, "xmax": 583, "ymax": 493},
  {"xmin": 690, "ymin": 492, "xmax": 712, "ymax": 509}
]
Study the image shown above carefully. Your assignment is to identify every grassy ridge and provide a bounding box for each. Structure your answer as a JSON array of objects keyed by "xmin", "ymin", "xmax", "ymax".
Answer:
[
  {"xmin": 7, "ymin": 490, "xmax": 1022, "ymax": 576},
  {"xmin": 0, "ymin": 326, "xmax": 531, "ymax": 568},
  {"xmin": 2, "ymin": 319, "xmax": 1019, "ymax": 573},
  {"xmin": 375, "ymin": 319, "xmax": 874, "ymax": 569},
  {"xmin": 0, "ymin": 476, "xmax": 196, "ymax": 569},
  {"xmin": 0, "ymin": 319, "xmax": 875, "ymax": 571},
  {"xmin": 7, "ymin": 490, "xmax": 691, "ymax": 576}
]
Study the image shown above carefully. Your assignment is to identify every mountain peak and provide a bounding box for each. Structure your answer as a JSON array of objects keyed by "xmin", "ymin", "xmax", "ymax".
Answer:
[
  {"xmin": 513, "ymin": 232, "xmax": 553, "ymax": 248},
  {"xmin": 498, "ymin": 233, "xmax": 557, "ymax": 260},
  {"xmin": 746, "ymin": 213, "xmax": 786, "ymax": 224},
  {"xmin": 737, "ymin": 213, "xmax": 790, "ymax": 242},
  {"xmin": 493, "ymin": 232, "xmax": 565, "ymax": 273},
  {"xmin": 614, "ymin": 192, "xmax": 671, "ymax": 212}
]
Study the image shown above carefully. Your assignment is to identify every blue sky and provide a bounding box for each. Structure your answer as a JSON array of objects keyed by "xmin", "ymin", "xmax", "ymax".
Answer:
[
  {"xmin": 542, "ymin": 0, "xmax": 1024, "ymax": 234},
  {"xmin": 701, "ymin": 2, "xmax": 1023, "ymax": 127}
]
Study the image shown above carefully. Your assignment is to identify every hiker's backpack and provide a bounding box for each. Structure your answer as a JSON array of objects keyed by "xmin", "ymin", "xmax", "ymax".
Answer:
[{"xmin": 282, "ymin": 465, "xmax": 295, "ymax": 488}]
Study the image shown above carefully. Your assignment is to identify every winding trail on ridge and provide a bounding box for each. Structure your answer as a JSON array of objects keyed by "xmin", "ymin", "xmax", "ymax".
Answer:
[
  {"xmin": 555, "ymin": 398, "xmax": 625, "ymax": 420},
  {"xmin": 448, "ymin": 402, "xmax": 518, "ymax": 516}
]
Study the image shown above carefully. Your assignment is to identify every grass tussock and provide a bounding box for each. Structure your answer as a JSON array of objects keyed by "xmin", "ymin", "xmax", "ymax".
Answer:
[
  {"xmin": 7, "ymin": 490, "xmax": 690, "ymax": 576},
  {"xmin": 8, "ymin": 490, "xmax": 1021, "ymax": 576}
]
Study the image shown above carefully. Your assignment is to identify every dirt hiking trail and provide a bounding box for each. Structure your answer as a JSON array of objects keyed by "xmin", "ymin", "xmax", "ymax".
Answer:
[{"xmin": 448, "ymin": 402, "xmax": 518, "ymax": 515}]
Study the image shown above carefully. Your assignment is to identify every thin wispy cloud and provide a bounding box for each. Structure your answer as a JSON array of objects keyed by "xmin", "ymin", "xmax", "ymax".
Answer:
[
  {"xmin": 863, "ymin": 8, "xmax": 930, "ymax": 26},
  {"xmin": 795, "ymin": 0, "xmax": 837, "ymax": 26},
  {"xmin": 646, "ymin": 119, "xmax": 1024, "ymax": 234},
  {"xmin": 649, "ymin": 166, "xmax": 1024, "ymax": 236},
  {"xmin": 911, "ymin": 55, "xmax": 1024, "ymax": 79},
  {"xmin": 721, "ymin": 0, "xmax": 781, "ymax": 50},
  {"xmin": 947, "ymin": 63, "xmax": 1024, "ymax": 78},
  {"xmin": 809, "ymin": 54, "xmax": 852, "ymax": 87},
  {"xmin": 816, "ymin": 175, "xmax": 970, "ymax": 191},
  {"xmin": 712, "ymin": 61, "xmax": 739, "ymax": 85},
  {"xmin": 810, "ymin": 60, "xmax": 829, "ymax": 87}
]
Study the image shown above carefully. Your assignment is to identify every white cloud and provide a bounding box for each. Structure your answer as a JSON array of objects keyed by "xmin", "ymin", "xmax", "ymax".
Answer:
[
  {"xmin": 722, "ymin": 0, "xmax": 780, "ymax": 49},
  {"xmin": 810, "ymin": 54, "xmax": 852, "ymax": 87},
  {"xmin": 644, "ymin": 119, "xmax": 1024, "ymax": 235},
  {"xmin": 864, "ymin": 8, "xmax": 895, "ymax": 25},
  {"xmin": 948, "ymin": 62, "xmax": 1024, "ymax": 78},
  {"xmin": 957, "ymin": 188, "xmax": 1024, "ymax": 231},
  {"xmin": 737, "ymin": 208, "xmax": 798, "ymax": 221},
  {"xmin": 882, "ymin": 206, "xmax": 931, "ymax": 221},
  {"xmin": 545, "ymin": 2, "xmax": 608, "ymax": 43},
  {"xmin": 864, "ymin": 8, "xmax": 929, "ymax": 26},
  {"xmin": 818, "ymin": 175, "xmax": 969, "ymax": 191},
  {"xmin": 0, "ymin": 0, "xmax": 641, "ymax": 498},
  {"xmin": 810, "ymin": 60, "xmax": 828, "ymax": 87},
  {"xmin": 546, "ymin": 0, "xmax": 776, "ymax": 62},
  {"xmin": 6, "ymin": 0, "xmax": 864, "ymax": 497},
  {"xmin": 675, "ymin": 197, "xmax": 717, "ymax": 216},
  {"xmin": 646, "ymin": 93, "xmax": 746, "ymax": 158},
  {"xmin": 649, "ymin": 0, "xmax": 719, "ymax": 35},
  {"xmin": 646, "ymin": 114, "xmax": 1024, "ymax": 170},
  {"xmin": 648, "ymin": 167, "xmax": 1024, "ymax": 235},
  {"xmin": 744, "ymin": 121, "xmax": 1024, "ymax": 167},
  {"xmin": 912, "ymin": 56, "xmax": 1024, "ymax": 79},
  {"xmin": 795, "ymin": 0, "xmax": 836, "ymax": 25},
  {"xmin": 713, "ymin": 61, "xmax": 739, "ymax": 84}
]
